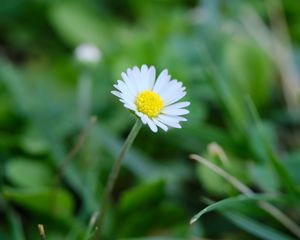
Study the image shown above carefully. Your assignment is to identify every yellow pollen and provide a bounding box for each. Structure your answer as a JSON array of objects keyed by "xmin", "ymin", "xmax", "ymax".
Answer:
[{"xmin": 135, "ymin": 90, "xmax": 163, "ymax": 118}]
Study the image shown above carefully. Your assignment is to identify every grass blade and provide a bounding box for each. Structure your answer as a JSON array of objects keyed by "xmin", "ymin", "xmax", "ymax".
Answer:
[
  {"xmin": 190, "ymin": 194, "xmax": 278, "ymax": 224},
  {"xmin": 246, "ymin": 96, "xmax": 299, "ymax": 198},
  {"xmin": 190, "ymin": 154, "xmax": 300, "ymax": 238},
  {"xmin": 224, "ymin": 211, "xmax": 294, "ymax": 240}
]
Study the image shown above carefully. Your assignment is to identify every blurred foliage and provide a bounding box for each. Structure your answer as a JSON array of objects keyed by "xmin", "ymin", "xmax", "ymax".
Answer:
[{"xmin": 1, "ymin": 0, "xmax": 300, "ymax": 239}]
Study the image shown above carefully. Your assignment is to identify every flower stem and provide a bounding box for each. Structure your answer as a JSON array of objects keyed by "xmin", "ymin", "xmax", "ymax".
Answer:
[
  {"xmin": 38, "ymin": 224, "xmax": 46, "ymax": 240},
  {"xmin": 93, "ymin": 119, "xmax": 142, "ymax": 239}
]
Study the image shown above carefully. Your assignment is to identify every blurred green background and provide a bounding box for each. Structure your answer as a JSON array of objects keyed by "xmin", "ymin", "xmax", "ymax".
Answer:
[{"xmin": 1, "ymin": 0, "xmax": 300, "ymax": 239}]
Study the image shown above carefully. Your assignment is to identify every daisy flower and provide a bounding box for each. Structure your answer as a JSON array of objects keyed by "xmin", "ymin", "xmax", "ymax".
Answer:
[{"xmin": 111, "ymin": 65, "xmax": 190, "ymax": 132}]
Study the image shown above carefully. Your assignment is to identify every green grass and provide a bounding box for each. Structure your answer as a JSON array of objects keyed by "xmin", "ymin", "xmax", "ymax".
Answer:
[{"xmin": 0, "ymin": 0, "xmax": 300, "ymax": 239}]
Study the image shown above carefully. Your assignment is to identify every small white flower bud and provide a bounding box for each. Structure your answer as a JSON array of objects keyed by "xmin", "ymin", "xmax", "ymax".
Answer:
[{"xmin": 74, "ymin": 43, "xmax": 101, "ymax": 63}]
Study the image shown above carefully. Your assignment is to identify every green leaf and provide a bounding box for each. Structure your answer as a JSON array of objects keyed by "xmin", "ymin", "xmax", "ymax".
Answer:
[
  {"xmin": 6, "ymin": 208, "xmax": 25, "ymax": 240},
  {"xmin": 224, "ymin": 212, "xmax": 294, "ymax": 240},
  {"xmin": 19, "ymin": 127, "xmax": 49, "ymax": 155},
  {"xmin": 3, "ymin": 187, "xmax": 74, "ymax": 220},
  {"xmin": 196, "ymin": 155, "xmax": 249, "ymax": 196},
  {"xmin": 5, "ymin": 158, "xmax": 53, "ymax": 188},
  {"xmin": 248, "ymin": 162, "xmax": 279, "ymax": 192},
  {"xmin": 118, "ymin": 200, "xmax": 188, "ymax": 238},
  {"xmin": 48, "ymin": 1, "xmax": 111, "ymax": 48},
  {"xmin": 121, "ymin": 238, "xmax": 186, "ymax": 240},
  {"xmin": 196, "ymin": 162, "xmax": 227, "ymax": 195},
  {"xmin": 190, "ymin": 194, "xmax": 279, "ymax": 224},
  {"xmin": 223, "ymin": 36, "xmax": 273, "ymax": 108},
  {"xmin": 119, "ymin": 180, "xmax": 165, "ymax": 216},
  {"xmin": 0, "ymin": 59, "xmax": 34, "ymax": 114},
  {"xmin": 282, "ymin": 151, "xmax": 300, "ymax": 184}
]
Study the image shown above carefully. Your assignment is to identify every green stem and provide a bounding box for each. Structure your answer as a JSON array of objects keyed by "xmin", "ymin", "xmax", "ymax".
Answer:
[{"xmin": 93, "ymin": 119, "xmax": 142, "ymax": 239}]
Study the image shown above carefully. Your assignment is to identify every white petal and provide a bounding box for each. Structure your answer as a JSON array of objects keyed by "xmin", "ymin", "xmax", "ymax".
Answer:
[
  {"xmin": 114, "ymin": 81, "xmax": 126, "ymax": 92},
  {"xmin": 115, "ymin": 90, "xmax": 134, "ymax": 104},
  {"xmin": 141, "ymin": 64, "xmax": 149, "ymax": 90},
  {"xmin": 148, "ymin": 66, "xmax": 156, "ymax": 90},
  {"xmin": 174, "ymin": 116, "xmax": 187, "ymax": 122},
  {"xmin": 160, "ymin": 80, "xmax": 184, "ymax": 101},
  {"xmin": 141, "ymin": 64, "xmax": 148, "ymax": 73},
  {"xmin": 164, "ymin": 91, "xmax": 187, "ymax": 106},
  {"xmin": 158, "ymin": 115, "xmax": 182, "ymax": 128},
  {"xmin": 124, "ymin": 102, "xmax": 136, "ymax": 111},
  {"xmin": 162, "ymin": 108, "xmax": 189, "ymax": 116},
  {"xmin": 111, "ymin": 90, "xmax": 122, "ymax": 98},
  {"xmin": 113, "ymin": 84, "xmax": 121, "ymax": 92},
  {"xmin": 121, "ymin": 72, "xmax": 138, "ymax": 95},
  {"xmin": 153, "ymin": 118, "xmax": 168, "ymax": 131},
  {"xmin": 164, "ymin": 121, "xmax": 182, "ymax": 128},
  {"xmin": 153, "ymin": 69, "xmax": 170, "ymax": 93},
  {"xmin": 119, "ymin": 99, "xmax": 126, "ymax": 104},
  {"xmin": 127, "ymin": 68, "xmax": 140, "ymax": 92},
  {"xmin": 159, "ymin": 80, "xmax": 182, "ymax": 97},
  {"xmin": 139, "ymin": 113, "xmax": 148, "ymax": 124},
  {"xmin": 133, "ymin": 66, "xmax": 144, "ymax": 91},
  {"xmin": 122, "ymin": 96, "xmax": 133, "ymax": 105},
  {"xmin": 145, "ymin": 116, "xmax": 158, "ymax": 132},
  {"xmin": 164, "ymin": 101, "xmax": 190, "ymax": 110},
  {"xmin": 115, "ymin": 80, "xmax": 135, "ymax": 102},
  {"xmin": 158, "ymin": 114, "xmax": 179, "ymax": 123}
]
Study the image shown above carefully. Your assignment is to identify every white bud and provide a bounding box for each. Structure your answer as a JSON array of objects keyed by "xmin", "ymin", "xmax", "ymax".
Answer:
[{"xmin": 74, "ymin": 43, "xmax": 101, "ymax": 63}]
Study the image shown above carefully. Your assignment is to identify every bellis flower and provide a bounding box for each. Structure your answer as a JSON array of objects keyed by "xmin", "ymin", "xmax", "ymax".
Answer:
[{"xmin": 112, "ymin": 65, "xmax": 190, "ymax": 132}]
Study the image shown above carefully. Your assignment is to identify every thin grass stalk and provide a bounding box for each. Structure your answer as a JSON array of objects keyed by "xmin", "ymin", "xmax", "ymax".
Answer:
[{"xmin": 190, "ymin": 154, "xmax": 300, "ymax": 238}]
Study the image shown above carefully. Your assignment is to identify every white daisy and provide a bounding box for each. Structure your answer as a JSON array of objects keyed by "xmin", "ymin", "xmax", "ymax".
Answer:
[{"xmin": 111, "ymin": 65, "xmax": 190, "ymax": 132}]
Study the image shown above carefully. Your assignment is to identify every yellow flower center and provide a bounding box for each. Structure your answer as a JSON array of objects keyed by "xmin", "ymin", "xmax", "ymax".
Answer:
[{"xmin": 135, "ymin": 90, "xmax": 164, "ymax": 118}]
